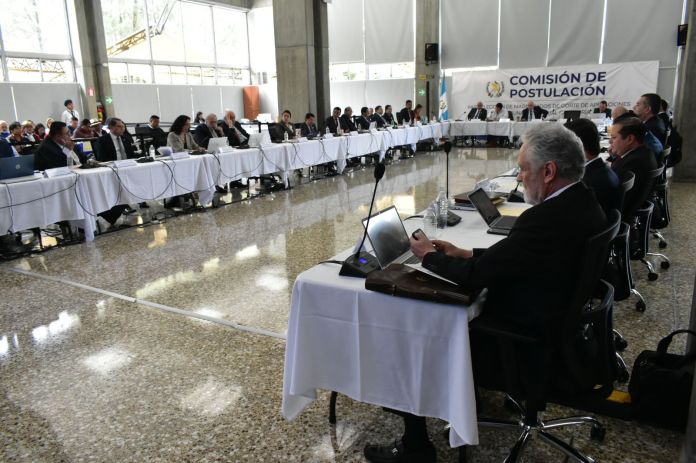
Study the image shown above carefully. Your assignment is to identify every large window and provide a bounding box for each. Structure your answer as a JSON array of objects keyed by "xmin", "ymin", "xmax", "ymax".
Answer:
[
  {"xmin": 0, "ymin": 0, "xmax": 75, "ymax": 82},
  {"xmin": 101, "ymin": 0, "xmax": 250, "ymax": 86},
  {"xmin": 330, "ymin": 62, "xmax": 415, "ymax": 82}
]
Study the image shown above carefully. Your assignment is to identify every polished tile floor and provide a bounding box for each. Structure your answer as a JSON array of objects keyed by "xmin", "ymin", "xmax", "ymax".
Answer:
[{"xmin": 0, "ymin": 146, "xmax": 690, "ymax": 462}]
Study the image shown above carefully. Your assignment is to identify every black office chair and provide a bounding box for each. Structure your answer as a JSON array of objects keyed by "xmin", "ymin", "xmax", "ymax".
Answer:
[
  {"xmin": 469, "ymin": 210, "xmax": 620, "ymax": 463},
  {"xmin": 629, "ymin": 166, "xmax": 665, "ymax": 281},
  {"xmin": 563, "ymin": 110, "xmax": 581, "ymax": 121},
  {"xmin": 649, "ymin": 149, "xmax": 671, "ymax": 252}
]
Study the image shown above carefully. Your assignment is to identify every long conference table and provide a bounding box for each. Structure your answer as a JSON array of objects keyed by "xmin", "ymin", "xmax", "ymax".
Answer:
[
  {"xmin": 282, "ymin": 199, "xmax": 529, "ymax": 448},
  {"xmin": 0, "ymin": 120, "xmax": 554, "ymax": 241},
  {"xmin": 0, "ymin": 123, "xmax": 457, "ymax": 241}
]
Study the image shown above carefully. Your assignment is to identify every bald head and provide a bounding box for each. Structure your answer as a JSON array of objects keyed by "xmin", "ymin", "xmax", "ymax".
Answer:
[{"xmin": 611, "ymin": 106, "xmax": 628, "ymax": 120}]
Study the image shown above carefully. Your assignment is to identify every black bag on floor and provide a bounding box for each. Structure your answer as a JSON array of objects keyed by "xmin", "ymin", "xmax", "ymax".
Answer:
[{"xmin": 628, "ymin": 329, "xmax": 696, "ymax": 430}]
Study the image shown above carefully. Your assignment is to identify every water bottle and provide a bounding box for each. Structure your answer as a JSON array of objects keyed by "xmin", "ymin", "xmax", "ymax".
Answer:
[
  {"xmin": 436, "ymin": 189, "xmax": 448, "ymax": 229},
  {"xmin": 283, "ymin": 130, "xmax": 289, "ymax": 142},
  {"xmin": 148, "ymin": 144, "xmax": 155, "ymax": 158},
  {"xmin": 423, "ymin": 203, "xmax": 438, "ymax": 238}
]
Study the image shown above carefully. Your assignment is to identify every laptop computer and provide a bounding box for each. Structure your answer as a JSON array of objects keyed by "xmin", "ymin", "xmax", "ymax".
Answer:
[
  {"xmin": 207, "ymin": 137, "xmax": 229, "ymax": 153},
  {"xmin": 248, "ymin": 131, "xmax": 272, "ymax": 148},
  {"xmin": 468, "ymin": 187, "xmax": 517, "ymax": 235},
  {"xmin": 362, "ymin": 206, "xmax": 420, "ymax": 268},
  {"xmin": 0, "ymin": 155, "xmax": 36, "ymax": 182}
]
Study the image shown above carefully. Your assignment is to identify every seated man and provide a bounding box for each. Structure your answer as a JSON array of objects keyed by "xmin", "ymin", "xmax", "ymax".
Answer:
[
  {"xmin": 609, "ymin": 116, "xmax": 658, "ymax": 223},
  {"xmin": 324, "ymin": 107, "xmax": 342, "ymax": 135},
  {"xmin": 371, "ymin": 105, "xmax": 389, "ymax": 128},
  {"xmin": 356, "ymin": 107, "xmax": 372, "ymax": 130},
  {"xmin": 95, "ymin": 118, "xmax": 137, "ymax": 162},
  {"xmin": 193, "ymin": 113, "xmax": 223, "ymax": 149},
  {"xmin": 611, "ymin": 107, "xmax": 663, "ymax": 161},
  {"xmin": 34, "ymin": 121, "xmax": 85, "ymax": 170},
  {"xmin": 467, "ymin": 101, "xmax": 487, "ymax": 121},
  {"xmin": 397, "ymin": 99, "xmax": 412, "ymax": 125},
  {"xmin": 300, "ymin": 112, "xmax": 319, "ymax": 137},
  {"xmin": 521, "ymin": 100, "xmax": 548, "ymax": 121},
  {"xmin": 566, "ymin": 118, "xmax": 620, "ymax": 215},
  {"xmin": 383, "ymin": 105, "xmax": 395, "ymax": 126},
  {"xmin": 634, "ymin": 93, "xmax": 667, "ymax": 148},
  {"xmin": 593, "ymin": 100, "xmax": 612, "ymax": 118},
  {"xmin": 0, "ymin": 138, "xmax": 17, "ymax": 158},
  {"xmin": 363, "ymin": 123, "xmax": 606, "ymax": 463},
  {"xmin": 486, "ymin": 103, "xmax": 509, "ymax": 146},
  {"xmin": 339, "ymin": 107, "xmax": 357, "ymax": 132},
  {"xmin": 221, "ymin": 110, "xmax": 250, "ymax": 147},
  {"xmin": 147, "ymin": 115, "xmax": 168, "ymax": 150}
]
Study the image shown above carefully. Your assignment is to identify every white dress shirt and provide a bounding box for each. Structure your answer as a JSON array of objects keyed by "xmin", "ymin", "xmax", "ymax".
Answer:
[
  {"xmin": 110, "ymin": 133, "xmax": 125, "ymax": 160},
  {"xmin": 545, "ymin": 181, "xmax": 579, "ymax": 201},
  {"xmin": 487, "ymin": 109, "xmax": 504, "ymax": 122},
  {"xmin": 61, "ymin": 109, "xmax": 79, "ymax": 125}
]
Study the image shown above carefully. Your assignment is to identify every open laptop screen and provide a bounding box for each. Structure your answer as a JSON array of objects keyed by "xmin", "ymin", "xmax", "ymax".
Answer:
[
  {"xmin": 362, "ymin": 206, "xmax": 410, "ymax": 268},
  {"xmin": 468, "ymin": 188, "xmax": 502, "ymax": 226}
]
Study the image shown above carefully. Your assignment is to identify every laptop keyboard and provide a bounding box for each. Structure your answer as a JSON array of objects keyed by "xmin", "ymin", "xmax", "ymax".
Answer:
[{"xmin": 403, "ymin": 254, "xmax": 421, "ymax": 265}]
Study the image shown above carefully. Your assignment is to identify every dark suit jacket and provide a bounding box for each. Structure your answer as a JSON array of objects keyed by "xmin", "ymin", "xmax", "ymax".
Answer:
[
  {"xmin": 193, "ymin": 124, "xmax": 224, "ymax": 149},
  {"xmin": 95, "ymin": 133, "xmax": 137, "ymax": 162},
  {"xmin": 356, "ymin": 116, "xmax": 371, "ymax": 130},
  {"xmin": 34, "ymin": 138, "xmax": 87, "ymax": 170},
  {"xmin": 593, "ymin": 108, "xmax": 612, "ymax": 118},
  {"xmin": 300, "ymin": 123, "xmax": 319, "ymax": 137},
  {"xmin": 582, "ymin": 157, "xmax": 620, "ymax": 216},
  {"xmin": 422, "ymin": 182, "xmax": 606, "ymax": 332},
  {"xmin": 521, "ymin": 106, "xmax": 549, "ymax": 121},
  {"xmin": 0, "ymin": 139, "xmax": 14, "ymax": 158},
  {"xmin": 383, "ymin": 112, "xmax": 395, "ymax": 125},
  {"xmin": 149, "ymin": 127, "xmax": 168, "ymax": 149},
  {"xmin": 324, "ymin": 116, "xmax": 340, "ymax": 135},
  {"xmin": 611, "ymin": 145, "xmax": 658, "ymax": 222},
  {"xmin": 397, "ymin": 107, "xmax": 411, "ymax": 125},
  {"xmin": 371, "ymin": 113, "xmax": 388, "ymax": 128},
  {"xmin": 269, "ymin": 122, "xmax": 294, "ymax": 142},
  {"xmin": 339, "ymin": 114, "xmax": 356, "ymax": 132},
  {"xmin": 221, "ymin": 120, "xmax": 250, "ymax": 147},
  {"xmin": 644, "ymin": 115, "xmax": 667, "ymax": 147},
  {"xmin": 657, "ymin": 112, "xmax": 671, "ymax": 132},
  {"xmin": 467, "ymin": 108, "xmax": 487, "ymax": 121}
]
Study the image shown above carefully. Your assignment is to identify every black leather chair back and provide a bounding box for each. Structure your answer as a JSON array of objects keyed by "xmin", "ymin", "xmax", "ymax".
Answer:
[{"xmin": 617, "ymin": 171, "xmax": 635, "ymax": 220}]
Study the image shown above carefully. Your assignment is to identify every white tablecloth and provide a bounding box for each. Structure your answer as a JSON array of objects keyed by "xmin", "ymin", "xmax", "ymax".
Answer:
[
  {"xmin": 282, "ymin": 204, "xmax": 528, "ymax": 447},
  {"xmin": 75, "ymin": 156, "xmax": 216, "ymax": 240},
  {"xmin": 0, "ymin": 124, "xmax": 453, "ymax": 240},
  {"xmin": 0, "ymin": 174, "xmax": 83, "ymax": 234}
]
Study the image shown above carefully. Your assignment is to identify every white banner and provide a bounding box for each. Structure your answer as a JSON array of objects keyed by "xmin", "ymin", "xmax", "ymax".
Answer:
[{"xmin": 450, "ymin": 61, "xmax": 659, "ymax": 119}]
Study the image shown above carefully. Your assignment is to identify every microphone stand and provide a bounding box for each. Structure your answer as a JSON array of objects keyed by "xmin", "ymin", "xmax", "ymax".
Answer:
[
  {"xmin": 339, "ymin": 163, "xmax": 385, "ymax": 278},
  {"xmin": 443, "ymin": 141, "xmax": 452, "ymax": 198}
]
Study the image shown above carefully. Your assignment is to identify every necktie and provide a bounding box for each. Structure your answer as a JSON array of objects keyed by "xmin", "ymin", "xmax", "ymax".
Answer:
[
  {"xmin": 116, "ymin": 136, "xmax": 125, "ymax": 160},
  {"xmin": 529, "ymin": 109, "xmax": 534, "ymax": 120},
  {"xmin": 474, "ymin": 110, "xmax": 479, "ymax": 119}
]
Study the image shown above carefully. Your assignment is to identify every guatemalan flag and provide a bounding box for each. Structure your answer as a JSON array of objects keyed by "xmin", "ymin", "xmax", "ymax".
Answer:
[{"xmin": 439, "ymin": 75, "xmax": 448, "ymax": 121}]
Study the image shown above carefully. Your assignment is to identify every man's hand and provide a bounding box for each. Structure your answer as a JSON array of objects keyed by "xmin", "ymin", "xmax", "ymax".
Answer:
[
  {"xmin": 431, "ymin": 240, "xmax": 473, "ymax": 259},
  {"xmin": 409, "ymin": 235, "xmax": 436, "ymax": 261}
]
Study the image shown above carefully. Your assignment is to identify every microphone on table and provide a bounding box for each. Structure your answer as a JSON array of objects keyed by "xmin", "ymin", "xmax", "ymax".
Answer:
[
  {"xmin": 339, "ymin": 162, "xmax": 385, "ymax": 278},
  {"xmin": 507, "ymin": 180, "xmax": 525, "ymax": 203}
]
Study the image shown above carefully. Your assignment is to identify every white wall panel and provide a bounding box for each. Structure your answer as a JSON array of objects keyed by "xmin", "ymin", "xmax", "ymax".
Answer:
[
  {"xmin": 603, "ymin": 0, "xmax": 683, "ymax": 67},
  {"xmin": 192, "ymin": 86, "xmax": 223, "ymax": 117},
  {"xmin": 330, "ymin": 81, "xmax": 367, "ymax": 111},
  {"xmin": 364, "ymin": 0, "xmax": 414, "ymax": 64},
  {"xmin": 547, "ymin": 0, "xmax": 603, "ymax": 66},
  {"xmin": 12, "ymin": 83, "xmax": 81, "ymax": 123},
  {"xmin": 328, "ymin": 0, "xmax": 364, "ymax": 63},
  {"xmin": 499, "ymin": 0, "xmax": 550, "ymax": 69},
  {"xmin": 221, "ymin": 86, "xmax": 245, "ymax": 115},
  {"xmin": 441, "ymin": 0, "xmax": 499, "ymax": 68},
  {"xmin": 111, "ymin": 84, "xmax": 159, "ymax": 123},
  {"xmin": 365, "ymin": 79, "xmax": 414, "ymax": 110},
  {"xmin": 158, "ymin": 85, "xmax": 194, "ymax": 122}
]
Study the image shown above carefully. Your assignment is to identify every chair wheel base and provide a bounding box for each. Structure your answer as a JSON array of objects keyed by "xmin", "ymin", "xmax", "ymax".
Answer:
[
  {"xmin": 659, "ymin": 241, "xmax": 667, "ymax": 249},
  {"xmin": 648, "ymin": 272, "xmax": 659, "ymax": 281},
  {"xmin": 614, "ymin": 338, "xmax": 628, "ymax": 351},
  {"xmin": 635, "ymin": 300, "xmax": 646, "ymax": 312},
  {"xmin": 590, "ymin": 425, "xmax": 606, "ymax": 442},
  {"xmin": 661, "ymin": 261, "xmax": 670, "ymax": 269}
]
